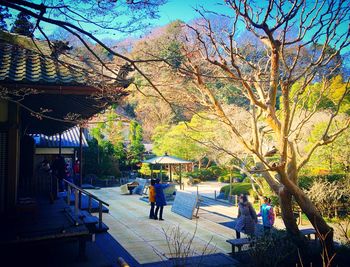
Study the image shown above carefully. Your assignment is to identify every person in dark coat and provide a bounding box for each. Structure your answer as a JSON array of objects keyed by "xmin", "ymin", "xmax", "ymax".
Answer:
[
  {"xmin": 154, "ymin": 178, "xmax": 169, "ymax": 220},
  {"xmin": 234, "ymin": 194, "xmax": 257, "ymax": 238},
  {"xmin": 52, "ymin": 155, "xmax": 66, "ymax": 192}
]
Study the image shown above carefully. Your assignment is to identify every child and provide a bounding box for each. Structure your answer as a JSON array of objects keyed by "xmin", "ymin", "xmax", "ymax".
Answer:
[
  {"xmin": 148, "ymin": 179, "xmax": 156, "ymax": 219},
  {"xmin": 258, "ymin": 196, "xmax": 275, "ymax": 233},
  {"xmin": 154, "ymin": 179, "xmax": 168, "ymax": 221}
]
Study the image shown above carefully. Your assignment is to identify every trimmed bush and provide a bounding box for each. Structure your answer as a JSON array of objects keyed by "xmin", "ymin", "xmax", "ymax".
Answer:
[
  {"xmin": 218, "ymin": 172, "xmax": 242, "ymax": 183},
  {"xmin": 183, "ymin": 169, "xmax": 214, "ymax": 181},
  {"xmin": 220, "ymin": 183, "xmax": 252, "ymax": 198},
  {"xmin": 184, "ymin": 166, "xmax": 243, "ymax": 182}
]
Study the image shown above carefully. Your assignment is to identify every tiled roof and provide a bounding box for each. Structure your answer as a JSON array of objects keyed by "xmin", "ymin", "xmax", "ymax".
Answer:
[
  {"xmin": 0, "ymin": 31, "xmax": 130, "ymax": 135},
  {"xmin": 0, "ymin": 31, "xmax": 95, "ymax": 86},
  {"xmin": 0, "ymin": 31, "xmax": 128, "ymax": 86},
  {"xmin": 31, "ymin": 126, "xmax": 88, "ymax": 148},
  {"xmin": 0, "ymin": 42, "xmax": 88, "ymax": 85}
]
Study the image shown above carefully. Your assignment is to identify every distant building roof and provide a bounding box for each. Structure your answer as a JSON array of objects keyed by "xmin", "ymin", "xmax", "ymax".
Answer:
[
  {"xmin": 143, "ymin": 155, "xmax": 192, "ymax": 164},
  {"xmin": 31, "ymin": 126, "xmax": 88, "ymax": 148},
  {"xmin": 143, "ymin": 143, "xmax": 153, "ymax": 153}
]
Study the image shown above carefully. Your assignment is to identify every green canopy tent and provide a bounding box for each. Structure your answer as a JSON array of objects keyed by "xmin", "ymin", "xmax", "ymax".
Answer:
[{"xmin": 142, "ymin": 154, "xmax": 192, "ymax": 188}]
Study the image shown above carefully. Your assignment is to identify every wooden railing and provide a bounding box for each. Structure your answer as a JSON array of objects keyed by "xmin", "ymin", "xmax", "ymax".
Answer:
[{"xmin": 62, "ymin": 179, "xmax": 109, "ymax": 230}]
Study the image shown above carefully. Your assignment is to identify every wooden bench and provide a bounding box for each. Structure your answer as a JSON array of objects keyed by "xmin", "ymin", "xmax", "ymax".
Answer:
[
  {"xmin": 300, "ymin": 228, "xmax": 317, "ymax": 240},
  {"xmin": 226, "ymin": 238, "xmax": 252, "ymax": 254}
]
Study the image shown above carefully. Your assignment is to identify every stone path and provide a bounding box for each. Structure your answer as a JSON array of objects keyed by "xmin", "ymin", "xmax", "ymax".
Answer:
[{"xmin": 89, "ymin": 187, "xmax": 240, "ymax": 265}]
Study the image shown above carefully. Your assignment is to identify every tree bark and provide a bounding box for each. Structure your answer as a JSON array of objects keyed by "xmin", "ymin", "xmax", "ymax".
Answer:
[
  {"xmin": 281, "ymin": 176, "xmax": 334, "ymax": 255},
  {"xmin": 254, "ymin": 162, "xmax": 300, "ymax": 236},
  {"xmin": 279, "ymin": 186, "xmax": 299, "ymax": 235}
]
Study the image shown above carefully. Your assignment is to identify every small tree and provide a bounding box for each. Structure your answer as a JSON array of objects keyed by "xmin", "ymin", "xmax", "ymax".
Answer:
[
  {"xmin": 127, "ymin": 120, "xmax": 145, "ymax": 166},
  {"xmin": 11, "ymin": 11, "xmax": 34, "ymax": 37},
  {"xmin": 0, "ymin": 6, "xmax": 11, "ymax": 30},
  {"xmin": 139, "ymin": 163, "xmax": 152, "ymax": 177}
]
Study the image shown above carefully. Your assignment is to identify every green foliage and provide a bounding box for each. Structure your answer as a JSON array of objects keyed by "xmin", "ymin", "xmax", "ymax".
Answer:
[
  {"xmin": 11, "ymin": 12, "xmax": 34, "ymax": 37},
  {"xmin": 183, "ymin": 165, "xmax": 242, "ymax": 183},
  {"xmin": 209, "ymin": 81, "xmax": 249, "ymax": 107},
  {"xmin": 217, "ymin": 171, "xmax": 242, "ymax": 183},
  {"xmin": 299, "ymin": 174, "xmax": 347, "ymax": 190},
  {"xmin": 183, "ymin": 169, "xmax": 213, "ymax": 181},
  {"xmin": 152, "ymin": 113, "xmax": 225, "ymax": 162},
  {"xmin": 0, "ymin": 7, "xmax": 11, "ymax": 30},
  {"xmin": 220, "ymin": 183, "xmax": 252, "ymax": 198},
  {"xmin": 89, "ymin": 109, "xmax": 128, "ymax": 169},
  {"xmin": 139, "ymin": 163, "xmax": 152, "ymax": 176},
  {"xmin": 127, "ymin": 120, "xmax": 145, "ymax": 165},
  {"xmin": 160, "ymin": 40, "xmax": 184, "ymax": 69},
  {"xmin": 303, "ymin": 119, "xmax": 350, "ymax": 174},
  {"xmin": 83, "ymin": 138, "xmax": 120, "ymax": 177},
  {"xmin": 152, "ymin": 122, "xmax": 206, "ymax": 161},
  {"xmin": 249, "ymin": 230, "xmax": 299, "ymax": 267},
  {"xmin": 285, "ymin": 75, "xmax": 350, "ymax": 115}
]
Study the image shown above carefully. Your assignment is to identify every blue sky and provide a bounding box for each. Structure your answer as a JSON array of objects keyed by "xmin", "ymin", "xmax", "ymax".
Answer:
[
  {"xmin": 156, "ymin": 0, "xmax": 223, "ymax": 25},
  {"xmin": 6, "ymin": 0, "xmax": 349, "ymax": 54},
  {"xmin": 8, "ymin": 0, "xmax": 223, "ymax": 38}
]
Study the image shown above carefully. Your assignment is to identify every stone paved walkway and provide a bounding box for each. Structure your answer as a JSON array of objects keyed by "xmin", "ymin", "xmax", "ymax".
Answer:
[{"xmin": 89, "ymin": 187, "xmax": 240, "ymax": 266}]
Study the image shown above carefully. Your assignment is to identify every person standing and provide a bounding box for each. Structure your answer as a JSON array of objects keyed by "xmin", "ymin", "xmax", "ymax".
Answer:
[
  {"xmin": 154, "ymin": 179, "xmax": 168, "ymax": 221},
  {"xmin": 148, "ymin": 179, "xmax": 156, "ymax": 219},
  {"xmin": 234, "ymin": 194, "xmax": 257, "ymax": 239},
  {"xmin": 258, "ymin": 196, "xmax": 275, "ymax": 233},
  {"xmin": 73, "ymin": 159, "xmax": 80, "ymax": 185},
  {"xmin": 52, "ymin": 155, "xmax": 66, "ymax": 192}
]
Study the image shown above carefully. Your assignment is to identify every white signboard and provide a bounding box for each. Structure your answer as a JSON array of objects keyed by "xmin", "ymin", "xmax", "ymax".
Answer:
[
  {"xmin": 133, "ymin": 178, "xmax": 148, "ymax": 195},
  {"xmin": 171, "ymin": 191, "xmax": 198, "ymax": 219}
]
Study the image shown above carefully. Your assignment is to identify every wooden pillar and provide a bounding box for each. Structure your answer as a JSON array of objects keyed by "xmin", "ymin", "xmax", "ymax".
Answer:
[
  {"xmin": 79, "ymin": 126, "xmax": 83, "ymax": 187},
  {"xmin": 179, "ymin": 164, "xmax": 182, "ymax": 190},
  {"xmin": 229, "ymin": 169, "xmax": 232, "ymax": 202},
  {"xmin": 6, "ymin": 102, "xmax": 20, "ymax": 212},
  {"xmin": 169, "ymin": 164, "xmax": 172, "ymax": 182},
  {"xmin": 160, "ymin": 165, "xmax": 163, "ymax": 182},
  {"xmin": 79, "ymin": 126, "xmax": 83, "ymax": 209},
  {"xmin": 59, "ymin": 133, "xmax": 62, "ymax": 155}
]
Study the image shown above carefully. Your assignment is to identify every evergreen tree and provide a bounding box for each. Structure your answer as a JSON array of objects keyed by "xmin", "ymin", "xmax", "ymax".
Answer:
[
  {"xmin": 0, "ymin": 7, "xmax": 11, "ymax": 30},
  {"xmin": 128, "ymin": 121, "xmax": 145, "ymax": 165},
  {"xmin": 11, "ymin": 12, "xmax": 34, "ymax": 37}
]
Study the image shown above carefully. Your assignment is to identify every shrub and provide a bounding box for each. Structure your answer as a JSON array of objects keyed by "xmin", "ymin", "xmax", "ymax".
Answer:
[
  {"xmin": 249, "ymin": 230, "xmax": 299, "ymax": 267},
  {"xmin": 183, "ymin": 169, "xmax": 214, "ymax": 181},
  {"xmin": 192, "ymin": 178, "xmax": 201, "ymax": 185},
  {"xmin": 217, "ymin": 172, "xmax": 242, "ymax": 183},
  {"xmin": 305, "ymin": 178, "xmax": 350, "ymax": 218},
  {"xmin": 184, "ymin": 166, "xmax": 243, "ymax": 182},
  {"xmin": 220, "ymin": 183, "xmax": 252, "ymax": 198},
  {"xmin": 242, "ymin": 177, "xmax": 251, "ymax": 183},
  {"xmin": 218, "ymin": 176, "xmax": 226, "ymax": 183},
  {"xmin": 299, "ymin": 174, "xmax": 347, "ymax": 189}
]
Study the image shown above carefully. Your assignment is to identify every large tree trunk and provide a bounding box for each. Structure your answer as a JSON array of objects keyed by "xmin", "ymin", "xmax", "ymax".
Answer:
[
  {"xmin": 255, "ymin": 162, "xmax": 300, "ymax": 236},
  {"xmin": 279, "ymin": 186, "xmax": 299, "ymax": 235},
  {"xmin": 282, "ymin": 176, "xmax": 334, "ymax": 256}
]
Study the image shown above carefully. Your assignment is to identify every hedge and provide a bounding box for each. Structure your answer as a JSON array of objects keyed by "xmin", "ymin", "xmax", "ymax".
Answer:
[{"xmin": 220, "ymin": 183, "xmax": 252, "ymax": 198}]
